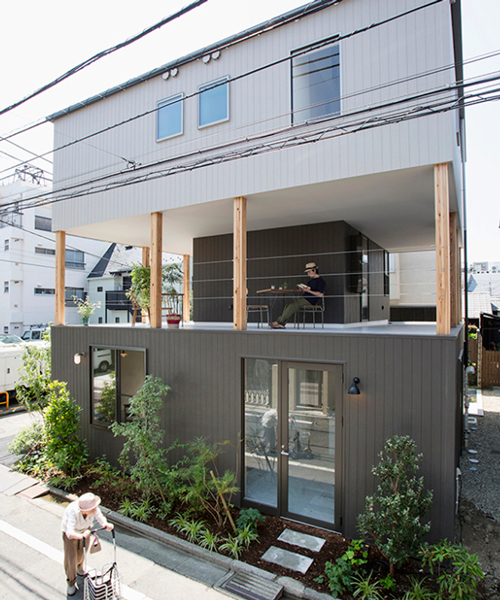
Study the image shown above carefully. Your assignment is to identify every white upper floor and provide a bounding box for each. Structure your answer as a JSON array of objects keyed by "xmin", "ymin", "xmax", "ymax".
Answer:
[{"xmin": 49, "ymin": 0, "xmax": 464, "ymax": 256}]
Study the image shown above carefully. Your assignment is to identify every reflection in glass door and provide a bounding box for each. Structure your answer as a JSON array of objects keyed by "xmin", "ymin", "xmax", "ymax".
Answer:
[
  {"xmin": 282, "ymin": 364, "xmax": 341, "ymax": 528},
  {"xmin": 243, "ymin": 359, "xmax": 342, "ymax": 529}
]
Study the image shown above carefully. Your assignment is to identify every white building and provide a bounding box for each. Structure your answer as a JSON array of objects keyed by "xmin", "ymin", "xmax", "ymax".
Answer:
[{"xmin": 0, "ymin": 180, "xmax": 109, "ymax": 334}]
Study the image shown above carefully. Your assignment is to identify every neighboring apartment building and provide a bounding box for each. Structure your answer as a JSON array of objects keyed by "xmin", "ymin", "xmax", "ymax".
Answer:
[
  {"xmin": 48, "ymin": 0, "xmax": 464, "ymax": 541},
  {"xmin": 0, "ymin": 180, "xmax": 108, "ymax": 334}
]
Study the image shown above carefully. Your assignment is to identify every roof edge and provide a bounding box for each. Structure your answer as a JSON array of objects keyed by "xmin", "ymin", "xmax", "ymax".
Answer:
[{"xmin": 47, "ymin": 0, "xmax": 342, "ymax": 121}]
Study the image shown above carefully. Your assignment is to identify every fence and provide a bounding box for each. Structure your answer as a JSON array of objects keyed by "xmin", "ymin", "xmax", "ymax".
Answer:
[{"xmin": 469, "ymin": 336, "xmax": 500, "ymax": 388}]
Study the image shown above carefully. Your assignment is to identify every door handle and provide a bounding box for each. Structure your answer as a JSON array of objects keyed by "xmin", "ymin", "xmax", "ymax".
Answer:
[{"xmin": 281, "ymin": 445, "xmax": 289, "ymax": 456}]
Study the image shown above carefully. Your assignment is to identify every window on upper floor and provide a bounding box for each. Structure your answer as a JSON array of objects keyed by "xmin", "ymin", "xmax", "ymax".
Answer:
[
  {"xmin": 199, "ymin": 77, "xmax": 229, "ymax": 128},
  {"xmin": 157, "ymin": 93, "xmax": 183, "ymax": 141},
  {"xmin": 4, "ymin": 240, "xmax": 8, "ymax": 251},
  {"xmin": 291, "ymin": 40, "xmax": 340, "ymax": 123},
  {"xmin": 34, "ymin": 215, "xmax": 52, "ymax": 231},
  {"xmin": 3, "ymin": 281, "xmax": 8, "ymax": 293},
  {"xmin": 34, "ymin": 287, "xmax": 55, "ymax": 295},
  {"xmin": 65, "ymin": 249, "xmax": 85, "ymax": 270}
]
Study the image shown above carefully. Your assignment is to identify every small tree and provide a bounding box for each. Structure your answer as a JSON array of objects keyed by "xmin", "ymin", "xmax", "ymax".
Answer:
[
  {"xmin": 15, "ymin": 328, "xmax": 52, "ymax": 415},
  {"xmin": 357, "ymin": 435, "xmax": 433, "ymax": 577},
  {"xmin": 111, "ymin": 375, "xmax": 170, "ymax": 503},
  {"xmin": 44, "ymin": 380, "xmax": 88, "ymax": 474}
]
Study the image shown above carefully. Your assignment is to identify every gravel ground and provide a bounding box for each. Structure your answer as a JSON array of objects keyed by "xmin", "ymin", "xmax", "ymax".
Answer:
[{"xmin": 461, "ymin": 387, "xmax": 500, "ymax": 521}]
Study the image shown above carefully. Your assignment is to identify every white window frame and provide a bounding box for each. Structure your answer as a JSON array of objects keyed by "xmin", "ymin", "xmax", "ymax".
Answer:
[
  {"xmin": 157, "ymin": 92, "xmax": 184, "ymax": 142},
  {"xmin": 198, "ymin": 76, "xmax": 229, "ymax": 129}
]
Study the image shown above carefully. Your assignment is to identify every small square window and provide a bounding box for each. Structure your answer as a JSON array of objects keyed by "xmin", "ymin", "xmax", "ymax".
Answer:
[
  {"xmin": 97, "ymin": 287, "xmax": 103, "ymax": 293},
  {"xmin": 199, "ymin": 77, "xmax": 229, "ymax": 128},
  {"xmin": 157, "ymin": 93, "xmax": 183, "ymax": 141}
]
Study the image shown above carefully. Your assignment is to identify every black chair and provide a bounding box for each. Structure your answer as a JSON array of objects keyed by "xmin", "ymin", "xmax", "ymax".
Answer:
[{"xmin": 294, "ymin": 296, "xmax": 325, "ymax": 328}]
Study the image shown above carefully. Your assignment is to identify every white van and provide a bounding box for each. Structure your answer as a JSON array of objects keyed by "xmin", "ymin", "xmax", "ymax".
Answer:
[{"xmin": 21, "ymin": 328, "xmax": 46, "ymax": 341}]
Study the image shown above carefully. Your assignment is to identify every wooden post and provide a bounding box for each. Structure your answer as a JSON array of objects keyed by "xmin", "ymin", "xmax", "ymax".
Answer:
[
  {"xmin": 449, "ymin": 212, "xmax": 458, "ymax": 328},
  {"xmin": 55, "ymin": 230, "xmax": 65, "ymax": 325},
  {"xmin": 435, "ymin": 163, "xmax": 451, "ymax": 335},
  {"xmin": 150, "ymin": 213, "xmax": 162, "ymax": 328},
  {"xmin": 183, "ymin": 254, "xmax": 190, "ymax": 322},
  {"xmin": 233, "ymin": 197, "xmax": 247, "ymax": 330}
]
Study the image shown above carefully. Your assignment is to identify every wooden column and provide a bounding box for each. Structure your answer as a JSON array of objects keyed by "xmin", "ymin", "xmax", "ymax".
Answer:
[
  {"xmin": 183, "ymin": 254, "xmax": 190, "ymax": 322},
  {"xmin": 449, "ymin": 212, "xmax": 460, "ymax": 328},
  {"xmin": 150, "ymin": 213, "xmax": 162, "ymax": 328},
  {"xmin": 233, "ymin": 197, "xmax": 247, "ymax": 330},
  {"xmin": 435, "ymin": 163, "xmax": 451, "ymax": 335},
  {"xmin": 55, "ymin": 231, "xmax": 65, "ymax": 325}
]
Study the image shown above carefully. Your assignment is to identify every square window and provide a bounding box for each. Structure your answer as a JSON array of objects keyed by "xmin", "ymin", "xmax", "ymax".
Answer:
[
  {"xmin": 157, "ymin": 93, "xmax": 183, "ymax": 141},
  {"xmin": 291, "ymin": 41, "xmax": 340, "ymax": 123},
  {"xmin": 199, "ymin": 77, "xmax": 229, "ymax": 128}
]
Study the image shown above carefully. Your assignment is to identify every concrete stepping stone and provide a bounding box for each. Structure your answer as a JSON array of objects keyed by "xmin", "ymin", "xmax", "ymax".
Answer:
[
  {"xmin": 222, "ymin": 571, "xmax": 283, "ymax": 600},
  {"xmin": 21, "ymin": 483, "xmax": 49, "ymax": 499},
  {"xmin": 278, "ymin": 528, "xmax": 325, "ymax": 552},
  {"xmin": 261, "ymin": 546, "xmax": 313, "ymax": 574}
]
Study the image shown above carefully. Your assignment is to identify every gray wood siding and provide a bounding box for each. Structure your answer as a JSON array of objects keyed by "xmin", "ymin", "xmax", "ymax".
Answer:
[
  {"xmin": 52, "ymin": 323, "xmax": 463, "ymax": 542},
  {"xmin": 52, "ymin": 0, "xmax": 459, "ymax": 231}
]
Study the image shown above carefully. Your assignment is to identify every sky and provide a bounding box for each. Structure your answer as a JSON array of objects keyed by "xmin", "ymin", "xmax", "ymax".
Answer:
[{"xmin": 0, "ymin": 0, "xmax": 498, "ymax": 264}]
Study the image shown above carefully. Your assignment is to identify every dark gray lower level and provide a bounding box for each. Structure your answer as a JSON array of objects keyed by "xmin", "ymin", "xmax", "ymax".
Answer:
[{"xmin": 51, "ymin": 323, "xmax": 464, "ymax": 542}]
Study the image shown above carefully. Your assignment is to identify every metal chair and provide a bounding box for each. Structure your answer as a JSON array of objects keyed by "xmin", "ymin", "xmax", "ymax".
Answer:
[
  {"xmin": 295, "ymin": 296, "xmax": 325, "ymax": 328},
  {"xmin": 246, "ymin": 304, "xmax": 270, "ymax": 328}
]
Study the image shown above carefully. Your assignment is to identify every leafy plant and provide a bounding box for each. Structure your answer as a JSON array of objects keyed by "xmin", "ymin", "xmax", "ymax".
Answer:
[
  {"xmin": 357, "ymin": 435, "xmax": 433, "ymax": 577},
  {"xmin": 43, "ymin": 380, "xmax": 88, "ymax": 474},
  {"xmin": 96, "ymin": 373, "xmax": 116, "ymax": 423},
  {"xmin": 15, "ymin": 328, "xmax": 52, "ymax": 414},
  {"xmin": 8, "ymin": 422, "xmax": 44, "ymax": 458},
  {"xmin": 119, "ymin": 497, "xmax": 138, "ymax": 518},
  {"xmin": 352, "ymin": 572, "xmax": 384, "ymax": 600},
  {"xmin": 236, "ymin": 524, "xmax": 259, "ymax": 548},
  {"xmin": 421, "ymin": 540, "xmax": 484, "ymax": 600},
  {"xmin": 198, "ymin": 528, "xmax": 220, "ymax": 552},
  {"xmin": 236, "ymin": 508, "xmax": 264, "ymax": 533},
  {"xmin": 183, "ymin": 519, "xmax": 207, "ymax": 543},
  {"xmin": 323, "ymin": 539, "xmax": 369, "ymax": 596},
  {"xmin": 72, "ymin": 295, "xmax": 100, "ymax": 318},
  {"xmin": 402, "ymin": 577, "xmax": 433, "ymax": 600},
  {"xmin": 128, "ymin": 262, "xmax": 183, "ymax": 315},
  {"xmin": 85, "ymin": 456, "xmax": 120, "ymax": 487},
  {"xmin": 47, "ymin": 472, "xmax": 82, "ymax": 491},
  {"xmin": 219, "ymin": 535, "xmax": 243, "ymax": 559},
  {"xmin": 129, "ymin": 497, "xmax": 154, "ymax": 523},
  {"xmin": 380, "ymin": 573, "xmax": 395, "ymax": 590},
  {"xmin": 111, "ymin": 375, "xmax": 170, "ymax": 503}
]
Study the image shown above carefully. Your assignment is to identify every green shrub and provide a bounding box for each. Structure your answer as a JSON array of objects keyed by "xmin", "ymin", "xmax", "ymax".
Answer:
[
  {"xmin": 112, "ymin": 375, "xmax": 170, "ymax": 503},
  {"xmin": 236, "ymin": 508, "xmax": 264, "ymax": 533},
  {"xmin": 352, "ymin": 572, "xmax": 384, "ymax": 600},
  {"xmin": 402, "ymin": 577, "xmax": 433, "ymax": 600},
  {"xmin": 8, "ymin": 422, "xmax": 46, "ymax": 473},
  {"xmin": 357, "ymin": 435, "xmax": 433, "ymax": 577},
  {"xmin": 323, "ymin": 539, "xmax": 369, "ymax": 596},
  {"xmin": 43, "ymin": 381, "xmax": 88, "ymax": 474},
  {"xmin": 421, "ymin": 540, "xmax": 484, "ymax": 600},
  {"xmin": 15, "ymin": 328, "xmax": 52, "ymax": 414}
]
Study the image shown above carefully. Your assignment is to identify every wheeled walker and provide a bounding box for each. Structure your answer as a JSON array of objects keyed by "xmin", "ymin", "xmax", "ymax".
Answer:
[{"xmin": 83, "ymin": 528, "xmax": 122, "ymax": 600}]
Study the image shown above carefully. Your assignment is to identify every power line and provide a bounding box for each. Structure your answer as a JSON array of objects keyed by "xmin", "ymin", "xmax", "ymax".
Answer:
[
  {"xmin": 0, "ymin": 0, "xmax": 446, "ymax": 179},
  {"xmin": 0, "ymin": 0, "xmax": 209, "ymax": 118}
]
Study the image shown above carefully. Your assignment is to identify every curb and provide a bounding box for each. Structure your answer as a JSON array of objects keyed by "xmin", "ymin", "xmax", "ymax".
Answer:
[{"xmin": 47, "ymin": 486, "xmax": 335, "ymax": 600}]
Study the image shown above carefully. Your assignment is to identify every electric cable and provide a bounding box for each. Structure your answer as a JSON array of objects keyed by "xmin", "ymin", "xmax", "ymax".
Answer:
[{"xmin": 0, "ymin": 0, "xmax": 209, "ymax": 118}]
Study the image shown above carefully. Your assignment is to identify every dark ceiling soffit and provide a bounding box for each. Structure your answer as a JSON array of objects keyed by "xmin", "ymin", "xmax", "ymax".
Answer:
[{"xmin": 46, "ymin": 0, "xmax": 343, "ymax": 122}]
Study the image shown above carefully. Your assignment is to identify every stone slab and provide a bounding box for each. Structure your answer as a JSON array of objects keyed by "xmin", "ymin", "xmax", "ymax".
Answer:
[
  {"xmin": 261, "ymin": 546, "xmax": 313, "ymax": 574},
  {"xmin": 278, "ymin": 529, "xmax": 326, "ymax": 552},
  {"xmin": 20, "ymin": 483, "xmax": 49, "ymax": 499}
]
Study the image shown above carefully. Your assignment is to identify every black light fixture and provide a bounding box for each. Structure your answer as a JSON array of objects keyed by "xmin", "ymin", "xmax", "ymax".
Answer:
[{"xmin": 348, "ymin": 377, "xmax": 361, "ymax": 395}]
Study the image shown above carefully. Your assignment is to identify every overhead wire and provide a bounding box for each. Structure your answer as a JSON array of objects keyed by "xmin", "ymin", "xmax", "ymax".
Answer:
[
  {"xmin": 0, "ymin": 0, "xmax": 447, "ymax": 179},
  {"xmin": 0, "ymin": 0, "xmax": 209, "ymax": 118}
]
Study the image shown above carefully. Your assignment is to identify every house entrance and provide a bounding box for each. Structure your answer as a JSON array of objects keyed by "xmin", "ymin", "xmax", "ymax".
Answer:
[{"xmin": 243, "ymin": 359, "xmax": 343, "ymax": 530}]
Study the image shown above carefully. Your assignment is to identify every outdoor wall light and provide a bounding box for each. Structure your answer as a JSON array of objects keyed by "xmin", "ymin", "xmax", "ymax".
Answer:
[
  {"xmin": 348, "ymin": 377, "xmax": 361, "ymax": 395},
  {"xmin": 73, "ymin": 352, "xmax": 86, "ymax": 365}
]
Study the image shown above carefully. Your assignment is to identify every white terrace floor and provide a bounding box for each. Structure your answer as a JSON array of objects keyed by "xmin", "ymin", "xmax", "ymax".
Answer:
[{"xmin": 92, "ymin": 320, "xmax": 463, "ymax": 338}]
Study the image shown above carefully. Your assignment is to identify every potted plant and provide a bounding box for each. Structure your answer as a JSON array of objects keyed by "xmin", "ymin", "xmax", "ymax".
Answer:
[
  {"xmin": 72, "ymin": 295, "xmax": 100, "ymax": 326},
  {"xmin": 128, "ymin": 262, "xmax": 183, "ymax": 327}
]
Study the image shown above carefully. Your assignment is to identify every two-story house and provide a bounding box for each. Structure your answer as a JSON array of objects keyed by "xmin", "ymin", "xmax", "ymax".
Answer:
[{"xmin": 48, "ymin": 0, "xmax": 464, "ymax": 542}]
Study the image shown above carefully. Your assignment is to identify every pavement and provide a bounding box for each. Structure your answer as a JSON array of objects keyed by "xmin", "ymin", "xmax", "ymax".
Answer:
[{"xmin": 0, "ymin": 411, "xmax": 332, "ymax": 600}]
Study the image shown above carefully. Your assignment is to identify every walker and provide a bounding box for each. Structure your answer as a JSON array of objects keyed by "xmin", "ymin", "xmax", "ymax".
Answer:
[{"xmin": 83, "ymin": 528, "xmax": 122, "ymax": 600}]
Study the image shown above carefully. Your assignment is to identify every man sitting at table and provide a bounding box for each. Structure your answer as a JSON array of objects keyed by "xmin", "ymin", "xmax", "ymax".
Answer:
[{"xmin": 271, "ymin": 262, "xmax": 326, "ymax": 329}]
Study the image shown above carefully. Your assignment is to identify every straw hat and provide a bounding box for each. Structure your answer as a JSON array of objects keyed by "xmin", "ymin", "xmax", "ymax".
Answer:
[
  {"xmin": 304, "ymin": 262, "xmax": 318, "ymax": 272},
  {"xmin": 78, "ymin": 493, "xmax": 101, "ymax": 511}
]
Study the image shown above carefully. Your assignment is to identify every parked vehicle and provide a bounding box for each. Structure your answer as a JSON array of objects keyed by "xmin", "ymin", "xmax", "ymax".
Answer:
[{"xmin": 21, "ymin": 328, "xmax": 47, "ymax": 341}]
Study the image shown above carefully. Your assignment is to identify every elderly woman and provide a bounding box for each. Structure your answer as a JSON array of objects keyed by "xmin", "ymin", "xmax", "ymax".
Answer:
[{"xmin": 61, "ymin": 492, "xmax": 114, "ymax": 596}]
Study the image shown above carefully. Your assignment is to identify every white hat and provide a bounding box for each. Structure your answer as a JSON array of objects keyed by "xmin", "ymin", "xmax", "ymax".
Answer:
[{"xmin": 78, "ymin": 493, "xmax": 101, "ymax": 511}]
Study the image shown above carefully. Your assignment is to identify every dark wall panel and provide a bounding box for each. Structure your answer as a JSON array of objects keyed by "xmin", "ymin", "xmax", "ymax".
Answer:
[
  {"xmin": 193, "ymin": 221, "xmax": 388, "ymax": 325},
  {"xmin": 52, "ymin": 324, "xmax": 463, "ymax": 543}
]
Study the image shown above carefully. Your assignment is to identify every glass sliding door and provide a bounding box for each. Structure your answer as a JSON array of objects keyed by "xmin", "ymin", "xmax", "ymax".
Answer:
[{"xmin": 282, "ymin": 363, "xmax": 341, "ymax": 528}]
